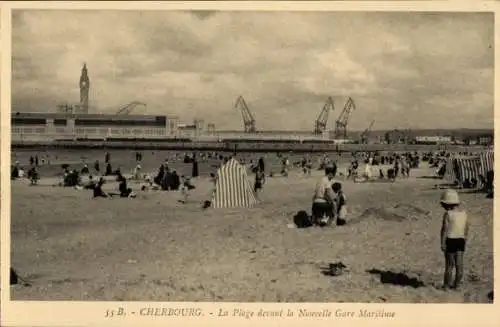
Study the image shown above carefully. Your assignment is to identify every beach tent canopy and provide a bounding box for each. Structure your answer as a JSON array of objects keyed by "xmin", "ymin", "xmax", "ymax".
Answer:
[
  {"xmin": 443, "ymin": 151, "xmax": 494, "ymax": 189},
  {"xmin": 211, "ymin": 158, "xmax": 257, "ymax": 208}
]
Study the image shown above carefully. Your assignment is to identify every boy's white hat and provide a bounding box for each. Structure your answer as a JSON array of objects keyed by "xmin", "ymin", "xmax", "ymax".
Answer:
[{"xmin": 440, "ymin": 189, "xmax": 460, "ymax": 205}]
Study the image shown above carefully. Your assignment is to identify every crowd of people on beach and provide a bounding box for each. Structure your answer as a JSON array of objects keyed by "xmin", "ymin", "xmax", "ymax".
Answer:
[
  {"xmin": 9, "ymin": 147, "xmax": 494, "ymax": 292},
  {"xmin": 11, "ymin": 149, "xmax": 465, "ymax": 212}
]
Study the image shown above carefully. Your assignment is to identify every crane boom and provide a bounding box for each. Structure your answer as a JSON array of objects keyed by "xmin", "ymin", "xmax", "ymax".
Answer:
[
  {"xmin": 334, "ymin": 97, "xmax": 356, "ymax": 139},
  {"xmin": 360, "ymin": 119, "xmax": 375, "ymax": 144},
  {"xmin": 116, "ymin": 101, "xmax": 147, "ymax": 115},
  {"xmin": 235, "ymin": 95, "xmax": 256, "ymax": 133},
  {"xmin": 314, "ymin": 97, "xmax": 335, "ymax": 135}
]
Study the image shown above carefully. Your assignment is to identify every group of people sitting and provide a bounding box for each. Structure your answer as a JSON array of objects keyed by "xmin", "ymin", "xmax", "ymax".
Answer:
[
  {"xmin": 86, "ymin": 174, "xmax": 136, "ymax": 199},
  {"xmin": 11, "ymin": 164, "xmax": 40, "ymax": 185},
  {"xmin": 346, "ymin": 154, "xmax": 414, "ymax": 183},
  {"xmin": 55, "ymin": 164, "xmax": 136, "ymax": 199},
  {"xmin": 152, "ymin": 163, "xmax": 184, "ymax": 191}
]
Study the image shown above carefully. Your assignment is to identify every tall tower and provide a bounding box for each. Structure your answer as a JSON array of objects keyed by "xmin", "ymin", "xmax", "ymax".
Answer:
[{"xmin": 79, "ymin": 63, "xmax": 90, "ymax": 114}]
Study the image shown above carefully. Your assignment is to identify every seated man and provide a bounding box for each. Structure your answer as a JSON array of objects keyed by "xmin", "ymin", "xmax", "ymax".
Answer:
[
  {"xmin": 119, "ymin": 178, "xmax": 135, "ymax": 198},
  {"xmin": 29, "ymin": 167, "xmax": 40, "ymax": 185},
  {"xmin": 387, "ymin": 168, "xmax": 396, "ymax": 181},
  {"xmin": 311, "ymin": 164, "xmax": 336, "ymax": 227},
  {"xmin": 11, "ymin": 165, "xmax": 19, "ymax": 180}
]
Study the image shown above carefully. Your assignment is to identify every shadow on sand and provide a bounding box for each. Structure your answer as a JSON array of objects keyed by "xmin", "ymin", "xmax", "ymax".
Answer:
[
  {"xmin": 367, "ymin": 268, "xmax": 425, "ymax": 288},
  {"xmin": 417, "ymin": 176, "xmax": 443, "ymax": 180}
]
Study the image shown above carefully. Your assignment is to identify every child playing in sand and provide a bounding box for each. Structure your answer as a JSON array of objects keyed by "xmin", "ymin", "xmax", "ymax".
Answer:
[
  {"xmin": 179, "ymin": 176, "xmax": 195, "ymax": 204},
  {"xmin": 440, "ymin": 189, "xmax": 469, "ymax": 290}
]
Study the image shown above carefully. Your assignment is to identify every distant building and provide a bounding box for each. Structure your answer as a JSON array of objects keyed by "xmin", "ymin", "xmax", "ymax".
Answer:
[
  {"xmin": 11, "ymin": 112, "xmax": 180, "ymax": 142},
  {"xmin": 479, "ymin": 136, "xmax": 494, "ymax": 146},
  {"xmin": 413, "ymin": 135, "xmax": 452, "ymax": 145}
]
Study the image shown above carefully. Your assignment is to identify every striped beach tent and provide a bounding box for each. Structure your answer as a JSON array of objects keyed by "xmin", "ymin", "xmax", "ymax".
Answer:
[
  {"xmin": 454, "ymin": 156, "xmax": 483, "ymax": 188},
  {"xmin": 443, "ymin": 155, "xmax": 456, "ymax": 183},
  {"xmin": 442, "ymin": 151, "xmax": 494, "ymax": 189},
  {"xmin": 211, "ymin": 158, "xmax": 257, "ymax": 208},
  {"xmin": 479, "ymin": 150, "xmax": 494, "ymax": 175}
]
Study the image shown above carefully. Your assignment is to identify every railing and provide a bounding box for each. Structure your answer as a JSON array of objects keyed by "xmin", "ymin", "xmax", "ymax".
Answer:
[{"xmin": 11, "ymin": 126, "xmax": 492, "ymax": 154}]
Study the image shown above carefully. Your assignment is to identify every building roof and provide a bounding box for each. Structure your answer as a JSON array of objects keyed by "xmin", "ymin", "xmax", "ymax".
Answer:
[{"xmin": 11, "ymin": 112, "xmax": 178, "ymax": 121}]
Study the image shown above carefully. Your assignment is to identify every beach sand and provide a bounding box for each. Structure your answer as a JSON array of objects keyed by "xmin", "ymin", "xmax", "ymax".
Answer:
[{"xmin": 9, "ymin": 155, "xmax": 493, "ymax": 303}]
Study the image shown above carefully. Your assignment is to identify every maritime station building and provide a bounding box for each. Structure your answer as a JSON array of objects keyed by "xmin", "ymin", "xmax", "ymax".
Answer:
[{"xmin": 11, "ymin": 112, "xmax": 181, "ymax": 142}]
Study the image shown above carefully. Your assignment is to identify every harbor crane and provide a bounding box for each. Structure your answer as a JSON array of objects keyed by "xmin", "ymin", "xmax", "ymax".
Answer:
[
  {"xmin": 235, "ymin": 95, "xmax": 256, "ymax": 133},
  {"xmin": 116, "ymin": 101, "xmax": 147, "ymax": 115},
  {"xmin": 314, "ymin": 96, "xmax": 335, "ymax": 135},
  {"xmin": 360, "ymin": 120, "xmax": 375, "ymax": 144},
  {"xmin": 334, "ymin": 97, "xmax": 356, "ymax": 139}
]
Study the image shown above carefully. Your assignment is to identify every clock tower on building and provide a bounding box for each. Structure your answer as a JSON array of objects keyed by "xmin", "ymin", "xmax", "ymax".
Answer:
[{"xmin": 79, "ymin": 63, "xmax": 90, "ymax": 114}]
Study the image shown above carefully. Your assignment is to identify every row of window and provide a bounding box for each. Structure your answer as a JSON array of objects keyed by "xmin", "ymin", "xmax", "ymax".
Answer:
[
  {"xmin": 12, "ymin": 117, "xmax": 176, "ymax": 127},
  {"xmin": 12, "ymin": 127, "xmax": 47, "ymax": 134},
  {"xmin": 13, "ymin": 127, "xmax": 168, "ymax": 134},
  {"xmin": 12, "ymin": 126, "xmax": 178, "ymax": 137},
  {"xmin": 74, "ymin": 128, "xmax": 167, "ymax": 136}
]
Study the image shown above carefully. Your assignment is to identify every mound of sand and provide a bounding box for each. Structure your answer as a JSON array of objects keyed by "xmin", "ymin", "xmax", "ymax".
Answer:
[{"xmin": 349, "ymin": 203, "xmax": 431, "ymax": 224}]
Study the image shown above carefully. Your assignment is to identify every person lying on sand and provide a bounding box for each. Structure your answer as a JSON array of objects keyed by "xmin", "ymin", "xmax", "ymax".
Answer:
[
  {"xmin": 311, "ymin": 164, "xmax": 336, "ymax": 227},
  {"xmin": 440, "ymin": 189, "xmax": 469, "ymax": 291},
  {"xmin": 93, "ymin": 178, "xmax": 109, "ymax": 198}
]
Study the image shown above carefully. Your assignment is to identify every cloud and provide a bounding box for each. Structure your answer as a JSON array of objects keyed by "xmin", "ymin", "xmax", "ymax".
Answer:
[{"xmin": 12, "ymin": 10, "xmax": 493, "ymax": 131}]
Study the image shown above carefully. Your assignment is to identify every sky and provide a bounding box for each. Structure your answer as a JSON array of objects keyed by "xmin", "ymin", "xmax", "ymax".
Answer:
[{"xmin": 11, "ymin": 10, "xmax": 494, "ymax": 131}]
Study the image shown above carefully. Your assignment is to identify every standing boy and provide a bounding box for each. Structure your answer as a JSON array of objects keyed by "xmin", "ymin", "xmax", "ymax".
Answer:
[
  {"xmin": 254, "ymin": 167, "xmax": 265, "ymax": 201},
  {"xmin": 440, "ymin": 189, "xmax": 469, "ymax": 290},
  {"xmin": 332, "ymin": 182, "xmax": 347, "ymax": 226}
]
